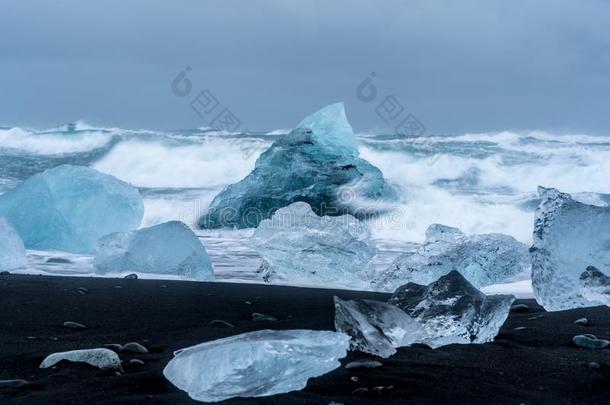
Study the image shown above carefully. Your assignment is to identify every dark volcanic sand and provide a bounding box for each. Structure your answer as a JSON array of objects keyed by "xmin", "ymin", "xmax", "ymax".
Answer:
[{"xmin": 1, "ymin": 275, "xmax": 610, "ymax": 404}]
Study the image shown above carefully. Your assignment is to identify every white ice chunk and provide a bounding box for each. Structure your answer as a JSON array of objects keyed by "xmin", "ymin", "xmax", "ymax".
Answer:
[
  {"xmin": 531, "ymin": 186, "xmax": 610, "ymax": 311},
  {"xmin": 94, "ymin": 221, "xmax": 214, "ymax": 280},
  {"xmin": 580, "ymin": 266, "xmax": 610, "ymax": 307},
  {"xmin": 0, "ymin": 165, "xmax": 143, "ymax": 253},
  {"xmin": 251, "ymin": 202, "xmax": 375, "ymax": 288},
  {"xmin": 373, "ymin": 224, "xmax": 529, "ymax": 291},
  {"xmin": 334, "ymin": 296, "xmax": 427, "ymax": 358},
  {"xmin": 388, "ymin": 271, "xmax": 515, "ymax": 347},
  {"xmin": 40, "ymin": 348, "xmax": 122, "ymax": 371},
  {"xmin": 163, "ymin": 329, "xmax": 349, "ymax": 402},
  {"xmin": 0, "ymin": 217, "xmax": 26, "ymax": 271}
]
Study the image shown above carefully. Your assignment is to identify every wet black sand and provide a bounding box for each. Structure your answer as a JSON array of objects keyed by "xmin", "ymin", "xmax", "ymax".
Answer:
[{"xmin": 1, "ymin": 274, "xmax": 610, "ymax": 404}]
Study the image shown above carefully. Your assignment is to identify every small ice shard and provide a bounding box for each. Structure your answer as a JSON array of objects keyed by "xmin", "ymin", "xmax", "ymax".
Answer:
[
  {"xmin": 0, "ymin": 165, "xmax": 143, "ymax": 253},
  {"xmin": 0, "ymin": 217, "xmax": 26, "ymax": 272},
  {"xmin": 372, "ymin": 224, "xmax": 529, "ymax": 291},
  {"xmin": 388, "ymin": 271, "xmax": 515, "ymax": 347},
  {"xmin": 334, "ymin": 296, "xmax": 426, "ymax": 358},
  {"xmin": 345, "ymin": 360, "xmax": 383, "ymax": 369},
  {"xmin": 163, "ymin": 329, "xmax": 350, "ymax": 402},
  {"xmin": 579, "ymin": 266, "xmax": 610, "ymax": 306},
  {"xmin": 531, "ymin": 186, "xmax": 610, "ymax": 311},
  {"xmin": 40, "ymin": 348, "xmax": 122, "ymax": 371},
  {"xmin": 198, "ymin": 103, "xmax": 396, "ymax": 229},
  {"xmin": 94, "ymin": 221, "xmax": 214, "ymax": 280},
  {"xmin": 251, "ymin": 202, "xmax": 375, "ymax": 288}
]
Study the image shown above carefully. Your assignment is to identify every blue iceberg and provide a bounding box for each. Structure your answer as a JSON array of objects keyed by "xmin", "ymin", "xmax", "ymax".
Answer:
[
  {"xmin": 0, "ymin": 165, "xmax": 143, "ymax": 253},
  {"xmin": 94, "ymin": 221, "xmax": 214, "ymax": 280},
  {"xmin": 0, "ymin": 217, "xmax": 27, "ymax": 271},
  {"xmin": 163, "ymin": 329, "xmax": 350, "ymax": 402},
  {"xmin": 199, "ymin": 103, "xmax": 396, "ymax": 229}
]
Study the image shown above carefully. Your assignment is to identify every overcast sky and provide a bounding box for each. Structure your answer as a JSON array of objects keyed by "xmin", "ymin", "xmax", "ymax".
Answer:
[{"xmin": 1, "ymin": 0, "xmax": 610, "ymax": 134}]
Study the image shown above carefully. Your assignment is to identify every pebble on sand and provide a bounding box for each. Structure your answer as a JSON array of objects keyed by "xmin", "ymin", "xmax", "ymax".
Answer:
[
  {"xmin": 0, "ymin": 379, "xmax": 31, "ymax": 389},
  {"xmin": 572, "ymin": 334, "xmax": 609, "ymax": 349},
  {"xmin": 209, "ymin": 319, "xmax": 235, "ymax": 328},
  {"xmin": 345, "ymin": 360, "xmax": 383, "ymax": 369},
  {"xmin": 62, "ymin": 321, "xmax": 87, "ymax": 330},
  {"xmin": 252, "ymin": 312, "xmax": 277, "ymax": 321},
  {"xmin": 510, "ymin": 304, "xmax": 529, "ymax": 312}
]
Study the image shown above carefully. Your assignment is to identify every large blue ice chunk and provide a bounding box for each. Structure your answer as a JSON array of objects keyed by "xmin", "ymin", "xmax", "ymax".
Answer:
[
  {"xmin": 531, "ymin": 186, "xmax": 610, "ymax": 311},
  {"xmin": 372, "ymin": 224, "xmax": 529, "ymax": 291},
  {"xmin": 0, "ymin": 217, "xmax": 26, "ymax": 271},
  {"xmin": 0, "ymin": 165, "xmax": 143, "ymax": 254},
  {"xmin": 163, "ymin": 329, "xmax": 350, "ymax": 402},
  {"xmin": 388, "ymin": 271, "xmax": 515, "ymax": 347},
  {"xmin": 199, "ymin": 103, "xmax": 396, "ymax": 229},
  {"xmin": 251, "ymin": 202, "xmax": 375, "ymax": 288},
  {"xmin": 94, "ymin": 221, "xmax": 214, "ymax": 280}
]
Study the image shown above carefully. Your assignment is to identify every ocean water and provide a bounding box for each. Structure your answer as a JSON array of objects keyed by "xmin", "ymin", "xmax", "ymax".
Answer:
[{"xmin": 2, "ymin": 122, "xmax": 610, "ymax": 295}]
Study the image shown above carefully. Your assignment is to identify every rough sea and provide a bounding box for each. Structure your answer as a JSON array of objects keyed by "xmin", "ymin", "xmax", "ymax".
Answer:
[{"xmin": 3, "ymin": 121, "xmax": 610, "ymax": 296}]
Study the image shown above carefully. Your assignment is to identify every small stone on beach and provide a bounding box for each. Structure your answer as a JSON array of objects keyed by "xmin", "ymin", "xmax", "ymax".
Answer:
[
  {"xmin": 62, "ymin": 321, "xmax": 86, "ymax": 330},
  {"xmin": 0, "ymin": 379, "xmax": 31, "ymax": 389},
  {"xmin": 345, "ymin": 360, "xmax": 383, "ymax": 369},
  {"xmin": 209, "ymin": 319, "xmax": 235, "ymax": 328},
  {"xmin": 122, "ymin": 342, "xmax": 148, "ymax": 353},
  {"xmin": 510, "ymin": 304, "xmax": 529, "ymax": 312},
  {"xmin": 124, "ymin": 273, "xmax": 138, "ymax": 280},
  {"xmin": 129, "ymin": 359, "xmax": 145, "ymax": 366},
  {"xmin": 573, "ymin": 317, "xmax": 589, "ymax": 326},
  {"xmin": 572, "ymin": 334, "xmax": 609, "ymax": 349},
  {"xmin": 252, "ymin": 312, "xmax": 277, "ymax": 321}
]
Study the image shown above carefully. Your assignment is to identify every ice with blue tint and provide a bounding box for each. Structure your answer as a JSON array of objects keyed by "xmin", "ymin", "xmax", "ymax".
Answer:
[
  {"xmin": 579, "ymin": 266, "xmax": 610, "ymax": 307},
  {"xmin": 334, "ymin": 296, "xmax": 426, "ymax": 358},
  {"xmin": 163, "ymin": 329, "xmax": 350, "ymax": 402},
  {"xmin": 372, "ymin": 224, "xmax": 529, "ymax": 291},
  {"xmin": 388, "ymin": 271, "xmax": 515, "ymax": 347},
  {"xmin": 297, "ymin": 102, "xmax": 359, "ymax": 156},
  {"xmin": 198, "ymin": 103, "xmax": 396, "ymax": 229},
  {"xmin": 531, "ymin": 186, "xmax": 610, "ymax": 311},
  {"xmin": 0, "ymin": 165, "xmax": 143, "ymax": 254},
  {"xmin": 0, "ymin": 217, "xmax": 26, "ymax": 271},
  {"xmin": 94, "ymin": 221, "xmax": 214, "ymax": 280},
  {"xmin": 251, "ymin": 202, "xmax": 375, "ymax": 288}
]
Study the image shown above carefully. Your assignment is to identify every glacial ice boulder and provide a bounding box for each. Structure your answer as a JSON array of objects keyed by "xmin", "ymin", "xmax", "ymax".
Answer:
[
  {"xmin": 198, "ymin": 103, "xmax": 396, "ymax": 229},
  {"xmin": 0, "ymin": 217, "xmax": 26, "ymax": 271},
  {"xmin": 531, "ymin": 186, "xmax": 610, "ymax": 311},
  {"xmin": 94, "ymin": 221, "xmax": 214, "ymax": 280},
  {"xmin": 334, "ymin": 296, "xmax": 426, "ymax": 358},
  {"xmin": 0, "ymin": 165, "xmax": 143, "ymax": 253},
  {"xmin": 388, "ymin": 271, "xmax": 515, "ymax": 347},
  {"xmin": 372, "ymin": 224, "xmax": 529, "ymax": 291},
  {"xmin": 163, "ymin": 329, "xmax": 349, "ymax": 402},
  {"xmin": 580, "ymin": 266, "xmax": 610, "ymax": 307},
  {"xmin": 251, "ymin": 202, "xmax": 375, "ymax": 288}
]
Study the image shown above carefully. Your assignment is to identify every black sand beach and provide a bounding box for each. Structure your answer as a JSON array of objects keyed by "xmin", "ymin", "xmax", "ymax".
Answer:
[{"xmin": 1, "ymin": 274, "xmax": 610, "ymax": 404}]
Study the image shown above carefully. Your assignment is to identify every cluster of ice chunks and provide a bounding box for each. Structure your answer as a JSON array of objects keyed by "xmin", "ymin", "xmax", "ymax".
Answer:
[
  {"xmin": 251, "ymin": 202, "xmax": 375, "ymax": 288},
  {"xmin": 0, "ymin": 165, "xmax": 143, "ymax": 254},
  {"xmin": 163, "ymin": 329, "xmax": 350, "ymax": 402},
  {"xmin": 94, "ymin": 221, "xmax": 214, "ymax": 280},
  {"xmin": 387, "ymin": 271, "xmax": 515, "ymax": 347},
  {"xmin": 334, "ymin": 296, "xmax": 426, "ymax": 358},
  {"xmin": 580, "ymin": 266, "xmax": 610, "ymax": 307},
  {"xmin": 198, "ymin": 103, "xmax": 396, "ymax": 229},
  {"xmin": 335, "ymin": 270, "xmax": 513, "ymax": 355},
  {"xmin": 531, "ymin": 186, "xmax": 610, "ymax": 311},
  {"xmin": 0, "ymin": 217, "xmax": 26, "ymax": 271},
  {"xmin": 372, "ymin": 224, "xmax": 529, "ymax": 291}
]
